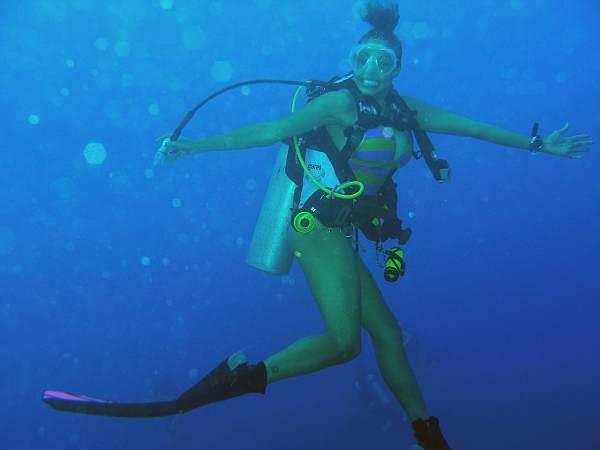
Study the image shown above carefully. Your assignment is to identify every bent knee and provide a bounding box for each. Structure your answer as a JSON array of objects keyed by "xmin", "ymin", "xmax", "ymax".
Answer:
[{"xmin": 329, "ymin": 336, "xmax": 361, "ymax": 363}]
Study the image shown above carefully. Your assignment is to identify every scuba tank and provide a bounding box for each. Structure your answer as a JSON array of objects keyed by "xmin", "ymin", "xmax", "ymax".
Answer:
[{"xmin": 245, "ymin": 145, "xmax": 296, "ymax": 275}]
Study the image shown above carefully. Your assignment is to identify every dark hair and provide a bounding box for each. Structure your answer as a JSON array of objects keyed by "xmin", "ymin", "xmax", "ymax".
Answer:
[{"xmin": 358, "ymin": 1, "xmax": 402, "ymax": 67}]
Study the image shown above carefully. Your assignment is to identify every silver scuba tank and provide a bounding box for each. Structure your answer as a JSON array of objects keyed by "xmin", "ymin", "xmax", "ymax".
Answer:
[{"xmin": 246, "ymin": 145, "xmax": 296, "ymax": 275}]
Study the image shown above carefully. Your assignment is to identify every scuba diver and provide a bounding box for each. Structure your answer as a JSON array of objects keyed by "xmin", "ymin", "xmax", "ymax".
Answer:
[{"xmin": 43, "ymin": 2, "xmax": 592, "ymax": 449}]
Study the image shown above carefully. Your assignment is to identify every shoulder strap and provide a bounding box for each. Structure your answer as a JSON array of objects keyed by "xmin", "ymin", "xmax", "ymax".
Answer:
[
  {"xmin": 303, "ymin": 76, "xmax": 368, "ymax": 184},
  {"xmin": 342, "ymin": 79, "xmax": 387, "ymax": 130},
  {"xmin": 390, "ymin": 92, "xmax": 451, "ymax": 183}
]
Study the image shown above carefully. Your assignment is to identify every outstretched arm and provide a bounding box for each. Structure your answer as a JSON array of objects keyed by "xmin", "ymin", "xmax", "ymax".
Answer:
[
  {"xmin": 403, "ymin": 96, "xmax": 592, "ymax": 159},
  {"xmin": 163, "ymin": 90, "xmax": 356, "ymax": 157}
]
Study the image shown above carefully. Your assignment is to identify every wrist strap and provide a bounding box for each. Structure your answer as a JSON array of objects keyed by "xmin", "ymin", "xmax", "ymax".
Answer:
[{"xmin": 529, "ymin": 122, "xmax": 543, "ymax": 152}]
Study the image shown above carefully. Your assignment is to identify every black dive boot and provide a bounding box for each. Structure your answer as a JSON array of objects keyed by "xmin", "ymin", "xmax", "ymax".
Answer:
[
  {"xmin": 411, "ymin": 416, "xmax": 451, "ymax": 450},
  {"xmin": 43, "ymin": 352, "xmax": 267, "ymax": 418}
]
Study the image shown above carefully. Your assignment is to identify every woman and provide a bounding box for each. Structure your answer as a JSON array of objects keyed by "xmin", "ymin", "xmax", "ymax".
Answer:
[{"xmin": 43, "ymin": 2, "xmax": 591, "ymax": 449}]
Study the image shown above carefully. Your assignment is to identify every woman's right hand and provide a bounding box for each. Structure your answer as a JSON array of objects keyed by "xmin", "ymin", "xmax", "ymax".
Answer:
[{"xmin": 154, "ymin": 136, "xmax": 192, "ymax": 165}]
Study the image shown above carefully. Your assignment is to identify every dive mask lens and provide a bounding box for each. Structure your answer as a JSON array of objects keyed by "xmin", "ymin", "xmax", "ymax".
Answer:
[{"xmin": 350, "ymin": 44, "xmax": 397, "ymax": 77}]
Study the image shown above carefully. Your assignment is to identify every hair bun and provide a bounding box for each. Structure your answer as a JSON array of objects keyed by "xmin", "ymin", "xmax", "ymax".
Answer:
[{"xmin": 361, "ymin": 1, "xmax": 400, "ymax": 32}]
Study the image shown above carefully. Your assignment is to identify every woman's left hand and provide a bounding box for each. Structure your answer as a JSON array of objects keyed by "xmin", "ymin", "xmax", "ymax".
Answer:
[{"xmin": 542, "ymin": 123, "xmax": 592, "ymax": 159}]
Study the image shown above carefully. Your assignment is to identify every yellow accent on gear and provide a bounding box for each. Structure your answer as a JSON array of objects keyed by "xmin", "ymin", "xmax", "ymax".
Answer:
[{"xmin": 293, "ymin": 211, "xmax": 316, "ymax": 233}]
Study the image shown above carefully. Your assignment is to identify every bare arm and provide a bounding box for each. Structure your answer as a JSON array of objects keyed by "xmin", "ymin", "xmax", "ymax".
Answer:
[
  {"xmin": 403, "ymin": 96, "xmax": 531, "ymax": 150},
  {"xmin": 174, "ymin": 90, "xmax": 356, "ymax": 154}
]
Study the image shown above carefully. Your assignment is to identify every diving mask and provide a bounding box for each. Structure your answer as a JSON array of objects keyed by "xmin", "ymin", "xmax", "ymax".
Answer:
[{"xmin": 350, "ymin": 43, "xmax": 398, "ymax": 77}]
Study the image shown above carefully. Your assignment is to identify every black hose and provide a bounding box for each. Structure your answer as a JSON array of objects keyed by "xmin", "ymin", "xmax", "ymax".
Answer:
[{"xmin": 169, "ymin": 79, "xmax": 332, "ymax": 141}]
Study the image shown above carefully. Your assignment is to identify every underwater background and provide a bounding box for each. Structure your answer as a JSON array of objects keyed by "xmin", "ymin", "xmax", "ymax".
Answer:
[{"xmin": 1, "ymin": 1, "xmax": 599, "ymax": 449}]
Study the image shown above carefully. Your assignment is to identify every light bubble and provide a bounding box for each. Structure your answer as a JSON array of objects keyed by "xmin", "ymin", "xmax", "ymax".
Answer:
[
  {"xmin": 408, "ymin": 211, "xmax": 415, "ymax": 219},
  {"xmin": 83, "ymin": 142, "xmax": 107, "ymax": 165},
  {"xmin": 411, "ymin": 22, "xmax": 435, "ymax": 40},
  {"xmin": 261, "ymin": 45, "xmax": 274, "ymax": 57},
  {"xmin": 60, "ymin": 87, "xmax": 70, "ymax": 97},
  {"xmin": 241, "ymin": 86, "xmax": 251, "ymax": 96},
  {"xmin": 188, "ymin": 368, "xmax": 199, "ymax": 379},
  {"xmin": 209, "ymin": 2, "xmax": 224, "ymax": 15},
  {"xmin": 148, "ymin": 103, "xmax": 160, "ymax": 116},
  {"xmin": 114, "ymin": 41, "xmax": 131, "ymax": 57},
  {"xmin": 281, "ymin": 275, "xmax": 296, "ymax": 286},
  {"xmin": 172, "ymin": 198, "xmax": 182, "ymax": 208},
  {"xmin": 162, "ymin": 257, "xmax": 170, "ymax": 266},
  {"xmin": 0, "ymin": 226, "xmax": 17, "ymax": 255},
  {"xmin": 28, "ymin": 114, "xmax": 40, "ymax": 125},
  {"xmin": 103, "ymin": 100, "xmax": 121, "ymax": 121},
  {"xmin": 501, "ymin": 67, "xmax": 516, "ymax": 80},
  {"xmin": 144, "ymin": 169, "xmax": 155, "ymax": 179},
  {"xmin": 95, "ymin": 71, "xmax": 114, "ymax": 91},
  {"xmin": 73, "ymin": 0, "xmax": 93, "ymax": 12},
  {"xmin": 555, "ymin": 72, "xmax": 568, "ymax": 83},
  {"xmin": 65, "ymin": 59, "xmax": 75, "ymax": 68},
  {"xmin": 246, "ymin": 178, "xmax": 257, "ymax": 191},
  {"xmin": 141, "ymin": 256, "xmax": 152, "ymax": 266},
  {"xmin": 181, "ymin": 27, "xmax": 206, "ymax": 51},
  {"xmin": 50, "ymin": 177, "xmax": 75, "ymax": 200},
  {"xmin": 510, "ymin": 0, "xmax": 525, "ymax": 10},
  {"xmin": 160, "ymin": 0, "xmax": 175, "ymax": 9},
  {"xmin": 120, "ymin": 73, "xmax": 134, "ymax": 88},
  {"xmin": 235, "ymin": 236, "xmax": 245, "ymax": 246},
  {"xmin": 95, "ymin": 37, "xmax": 109, "ymax": 51},
  {"xmin": 211, "ymin": 60, "xmax": 233, "ymax": 82},
  {"xmin": 108, "ymin": 171, "xmax": 131, "ymax": 194}
]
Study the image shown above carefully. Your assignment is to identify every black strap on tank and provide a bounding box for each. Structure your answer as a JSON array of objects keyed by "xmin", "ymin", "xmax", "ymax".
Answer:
[{"xmin": 391, "ymin": 94, "xmax": 451, "ymax": 183}]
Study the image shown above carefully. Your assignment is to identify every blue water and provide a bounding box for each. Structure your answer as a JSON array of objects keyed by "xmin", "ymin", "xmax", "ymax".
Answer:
[{"xmin": 1, "ymin": 1, "xmax": 598, "ymax": 449}]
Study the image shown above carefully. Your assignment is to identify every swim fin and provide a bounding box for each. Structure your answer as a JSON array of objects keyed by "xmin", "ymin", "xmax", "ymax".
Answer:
[{"xmin": 42, "ymin": 352, "xmax": 267, "ymax": 418}]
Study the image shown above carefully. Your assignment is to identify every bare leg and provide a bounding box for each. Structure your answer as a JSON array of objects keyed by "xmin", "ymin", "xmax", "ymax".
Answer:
[
  {"xmin": 357, "ymin": 256, "xmax": 428, "ymax": 422},
  {"xmin": 264, "ymin": 225, "xmax": 362, "ymax": 383}
]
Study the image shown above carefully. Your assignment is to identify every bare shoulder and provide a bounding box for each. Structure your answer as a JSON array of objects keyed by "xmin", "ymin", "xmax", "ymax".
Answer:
[
  {"xmin": 271, "ymin": 87, "xmax": 357, "ymax": 140},
  {"xmin": 400, "ymin": 95, "xmax": 434, "ymax": 114},
  {"xmin": 310, "ymin": 89, "xmax": 357, "ymax": 125},
  {"xmin": 315, "ymin": 88, "xmax": 355, "ymax": 106}
]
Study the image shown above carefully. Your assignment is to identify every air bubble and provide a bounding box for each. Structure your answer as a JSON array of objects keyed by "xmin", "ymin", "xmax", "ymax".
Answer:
[
  {"xmin": 211, "ymin": 60, "xmax": 233, "ymax": 82},
  {"xmin": 95, "ymin": 37, "xmax": 109, "ymax": 51},
  {"xmin": 83, "ymin": 142, "xmax": 107, "ymax": 165}
]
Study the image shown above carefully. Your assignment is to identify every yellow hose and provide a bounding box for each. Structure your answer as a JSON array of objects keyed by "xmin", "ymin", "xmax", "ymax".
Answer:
[{"xmin": 291, "ymin": 86, "xmax": 364, "ymax": 200}]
